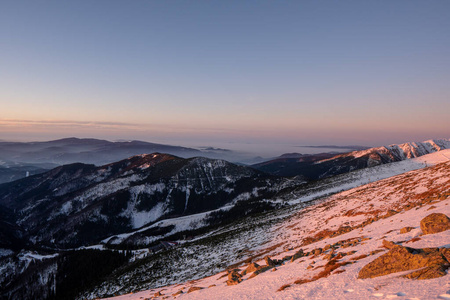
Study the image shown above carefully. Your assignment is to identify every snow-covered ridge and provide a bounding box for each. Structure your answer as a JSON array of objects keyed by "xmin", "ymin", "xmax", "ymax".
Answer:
[
  {"xmin": 339, "ymin": 138, "xmax": 450, "ymax": 160},
  {"xmin": 286, "ymin": 149, "xmax": 450, "ymax": 204},
  {"xmin": 101, "ymin": 157, "xmax": 450, "ymax": 300},
  {"xmin": 100, "ymin": 150, "xmax": 450, "ymax": 248},
  {"xmin": 0, "ymin": 151, "xmax": 288, "ymax": 249}
]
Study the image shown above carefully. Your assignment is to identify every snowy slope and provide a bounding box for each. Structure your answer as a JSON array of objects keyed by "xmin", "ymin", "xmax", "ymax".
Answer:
[
  {"xmin": 252, "ymin": 138, "xmax": 450, "ymax": 180},
  {"xmin": 332, "ymin": 138, "xmax": 450, "ymax": 160},
  {"xmin": 0, "ymin": 153, "xmax": 291, "ymax": 248},
  {"xmin": 279, "ymin": 149, "xmax": 450, "ymax": 204},
  {"xmin": 102, "ymin": 152, "xmax": 450, "ymax": 300},
  {"xmin": 98, "ymin": 150, "xmax": 450, "ymax": 248}
]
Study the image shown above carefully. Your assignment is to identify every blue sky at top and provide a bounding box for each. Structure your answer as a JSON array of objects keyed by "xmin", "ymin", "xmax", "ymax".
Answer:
[{"xmin": 1, "ymin": 0, "xmax": 449, "ymax": 152}]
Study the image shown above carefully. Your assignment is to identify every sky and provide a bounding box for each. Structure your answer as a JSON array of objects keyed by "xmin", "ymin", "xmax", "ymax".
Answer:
[{"xmin": 1, "ymin": 1, "xmax": 449, "ymax": 154}]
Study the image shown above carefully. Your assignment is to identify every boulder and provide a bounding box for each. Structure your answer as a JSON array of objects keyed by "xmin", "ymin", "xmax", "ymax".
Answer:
[
  {"xmin": 358, "ymin": 245, "xmax": 449, "ymax": 279},
  {"xmin": 420, "ymin": 213, "xmax": 450, "ymax": 235}
]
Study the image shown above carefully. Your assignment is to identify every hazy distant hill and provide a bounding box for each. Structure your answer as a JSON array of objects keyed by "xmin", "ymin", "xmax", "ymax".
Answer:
[
  {"xmin": 0, "ymin": 138, "xmax": 209, "ymax": 184},
  {"xmin": 0, "ymin": 137, "xmax": 203, "ymax": 165}
]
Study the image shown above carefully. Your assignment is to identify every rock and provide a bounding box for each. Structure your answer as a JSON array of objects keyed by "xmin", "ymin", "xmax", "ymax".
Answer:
[
  {"xmin": 172, "ymin": 290, "xmax": 183, "ymax": 296},
  {"xmin": 334, "ymin": 252, "xmax": 344, "ymax": 260},
  {"xmin": 313, "ymin": 248, "xmax": 323, "ymax": 255},
  {"xmin": 241, "ymin": 262, "xmax": 260, "ymax": 275},
  {"xmin": 420, "ymin": 213, "xmax": 450, "ymax": 235},
  {"xmin": 358, "ymin": 245, "xmax": 449, "ymax": 279},
  {"xmin": 226, "ymin": 280, "xmax": 241, "ymax": 286},
  {"xmin": 440, "ymin": 247, "xmax": 450, "ymax": 262},
  {"xmin": 323, "ymin": 253, "xmax": 335, "ymax": 261},
  {"xmin": 403, "ymin": 265, "xmax": 448, "ymax": 279},
  {"xmin": 248, "ymin": 265, "xmax": 272, "ymax": 279},
  {"xmin": 370, "ymin": 249, "xmax": 385, "ymax": 256},
  {"xmin": 154, "ymin": 291, "xmax": 163, "ymax": 297},
  {"xmin": 290, "ymin": 249, "xmax": 304, "ymax": 262},
  {"xmin": 187, "ymin": 286, "xmax": 203, "ymax": 293},
  {"xmin": 265, "ymin": 256, "xmax": 276, "ymax": 267},
  {"xmin": 400, "ymin": 227, "xmax": 415, "ymax": 234},
  {"xmin": 384, "ymin": 210, "xmax": 398, "ymax": 217},
  {"xmin": 334, "ymin": 225, "xmax": 353, "ymax": 236},
  {"xmin": 382, "ymin": 239, "xmax": 396, "ymax": 249},
  {"xmin": 226, "ymin": 269, "xmax": 243, "ymax": 285}
]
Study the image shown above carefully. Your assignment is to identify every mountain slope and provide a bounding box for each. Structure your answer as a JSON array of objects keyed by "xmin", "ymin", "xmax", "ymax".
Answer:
[
  {"xmin": 252, "ymin": 138, "xmax": 450, "ymax": 179},
  {"xmin": 0, "ymin": 153, "xmax": 289, "ymax": 248},
  {"xmin": 101, "ymin": 152, "xmax": 450, "ymax": 300}
]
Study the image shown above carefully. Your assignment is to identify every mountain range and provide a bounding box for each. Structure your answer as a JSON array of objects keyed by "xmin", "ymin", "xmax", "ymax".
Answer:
[
  {"xmin": 0, "ymin": 153, "xmax": 296, "ymax": 250},
  {"xmin": 0, "ymin": 138, "xmax": 449, "ymax": 300},
  {"xmin": 252, "ymin": 139, "xmax": 450, "ymax": 179},
  {"xmin": 0, "ymin": 137, "xmax": 371, "ymax": 184},
  {"xmin": 99, "ymin": 149, "xmax": 450, "ymax": 300}
]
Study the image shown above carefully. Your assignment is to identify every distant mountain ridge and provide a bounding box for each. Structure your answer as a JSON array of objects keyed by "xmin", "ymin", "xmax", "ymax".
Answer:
[
  {"xmin": 332, "ymin": 139, "xmax": 450, "ymax": 160},
  {"xmin": 0, "ymin": 138, "xmax": 234, "ymax": 184},
  {"xmin": 252, "ymin": 139, "xmax": 450, "ymax": 179},
  {"xmin": 319, "ymin": 139, "xmax": 450, "ymax": 167},
  {"xmin": 0, "ymin": 137, "xmax": 203, "ymax": 165}
]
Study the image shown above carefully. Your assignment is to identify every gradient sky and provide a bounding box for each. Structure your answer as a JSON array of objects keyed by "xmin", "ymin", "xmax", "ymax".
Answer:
[{"xmin": 1, "ymin": 1, "xmax": 449, "ymax": 154}]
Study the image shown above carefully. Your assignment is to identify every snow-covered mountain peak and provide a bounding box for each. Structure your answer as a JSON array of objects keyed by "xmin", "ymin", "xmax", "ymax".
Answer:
[{"xmin": 323, "ymin": 138, "xmax": 450, "ymax": 161}]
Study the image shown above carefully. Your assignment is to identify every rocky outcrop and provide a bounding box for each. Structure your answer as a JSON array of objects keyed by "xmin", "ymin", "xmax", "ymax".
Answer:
[
  {"xmin": 241, "ymin": 262, "xmax": 260, "ymax": 275},
  {"xmin": 358, "ymin": 244, "xmax": 449, "ymax": 279},
  {"xmin": 290, "ymin": 249, "xmax": 304, "ymax": 262},
  {"xmin": 226, "ymin": 269, "xmax": 243, "ymax": 285},
  {"xmin": 248, "ymin": 265, "xmax": 272, "ymax": 279},
  {"xmin": 265, "ymin": 256, "xmax": 276, "ymax": 267},
  {"xmin": 420, "ymin": 213, "xmax": 450, "ymax": 235}
]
